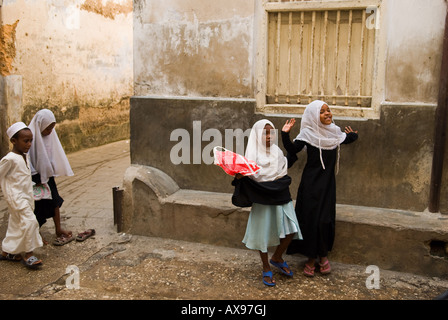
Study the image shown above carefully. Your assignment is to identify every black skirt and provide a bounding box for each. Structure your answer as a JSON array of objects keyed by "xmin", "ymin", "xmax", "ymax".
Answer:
[
  {"xmin": 34, "ymin": 177, "xmax": 64, "ymax": 227},
  {"xmin": 231, "ymin": 175, "xmax": 292, "ymax": 207}
]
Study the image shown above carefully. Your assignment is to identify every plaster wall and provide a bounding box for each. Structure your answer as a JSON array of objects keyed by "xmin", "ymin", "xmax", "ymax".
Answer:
[
  {"xmin": 1, "ymin": 0, "xmax": 133, "ymax": 153},
  {"xmin": 131, "ymin": 0, "xmax": 447, "ymax": 212},
  {"xmin": 384, "ymin": 0, "xmax": 445, "ymax": 104},
  {"xmin": 130, "ymin": 97, "xmax": 435, "ymax": 212},
  {"xmin": 134, "ymin": 0, "xmax": 255, "ymax": 98}
]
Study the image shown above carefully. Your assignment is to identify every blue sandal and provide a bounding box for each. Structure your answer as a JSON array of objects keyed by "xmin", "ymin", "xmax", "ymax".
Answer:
[
  {"xmin": 270, "ymin": 259, "xmax": 293, "ymax": 277},
  {"xmin": 21, "ymin": 256, "xmax": 42, "ymax": 270},
  {"xmin": 262, "ymin": 271, "xmax": 276, "ymax": 287}
]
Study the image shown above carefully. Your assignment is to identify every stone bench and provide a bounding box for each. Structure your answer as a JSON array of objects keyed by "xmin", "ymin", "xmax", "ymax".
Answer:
[{"xmin": 119, "ymin": 164, "xmax": 448, "ymax": 278}]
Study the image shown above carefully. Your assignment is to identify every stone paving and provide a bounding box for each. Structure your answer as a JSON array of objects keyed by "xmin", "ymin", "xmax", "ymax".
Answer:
[{"xmin": 0, "ymin": 140, "xmax": 447, "ymax": 304}]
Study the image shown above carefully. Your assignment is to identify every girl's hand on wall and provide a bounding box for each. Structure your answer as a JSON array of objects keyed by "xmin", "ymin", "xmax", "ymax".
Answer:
[{"xmin": 344, "ymin": 126, "xmax": 358, "ymax": 134}]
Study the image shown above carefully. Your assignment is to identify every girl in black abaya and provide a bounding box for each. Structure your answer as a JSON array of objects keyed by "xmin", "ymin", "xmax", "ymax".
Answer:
[{"xmin": 281, "ymin": 100, "xmax": 358, "ymax": 277}]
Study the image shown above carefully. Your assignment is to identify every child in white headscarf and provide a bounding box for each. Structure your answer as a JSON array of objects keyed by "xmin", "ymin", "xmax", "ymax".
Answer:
[
  {"xmin": 233, "ymin": 119, "xmax": 302, "ymax": 287},
  {"xmin": 0, "ymin": 122, "xmax": 43, "ymax": 269},
  {"xmin": 28, "ymin": 109, "xmax": 74, "ymax": 245},
  {"xmin": 281, "ymin": 100, "xmax": 358, "ymax": 277}
]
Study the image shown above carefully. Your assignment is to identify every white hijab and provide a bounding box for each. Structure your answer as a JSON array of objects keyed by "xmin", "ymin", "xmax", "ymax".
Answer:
[
  {"xmin": 245, "ymin": 119, "xmax": 288, "ymax": 182},
  {"xmin": 28, "ymin": 109, "xmax": 74, "ymax": 183},
  {"xmin": 295, "ymin": 100, "xmax": 346, "ymax": 170}
]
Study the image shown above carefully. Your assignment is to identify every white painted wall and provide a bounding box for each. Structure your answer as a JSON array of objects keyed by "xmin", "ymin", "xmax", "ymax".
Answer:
[
  {"xmin": 134, "ymin": 0, "xmax": 446, "ymax": 108},
  {"xmin": 2, "ymin": 0, "xmax": 133, "ymax": 112},
  {"xmin": 384, "ymin": 0, "xmax": 446, "ymax": 103},
  {"xmin": 134, "ymin": 0, "xmax": 255, "ymax": 98},
  {"xmin": 0, "ymin": 0, "xmax": 133, "ymax": 153}
]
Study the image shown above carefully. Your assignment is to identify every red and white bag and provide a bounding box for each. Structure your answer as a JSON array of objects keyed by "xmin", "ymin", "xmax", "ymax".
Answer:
[{"xmin": 213, "ymin": 146, "xmax": 260, "ymax": 177}]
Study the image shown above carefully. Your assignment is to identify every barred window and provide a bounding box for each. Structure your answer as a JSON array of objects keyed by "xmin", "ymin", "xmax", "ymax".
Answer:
[{"xmin": 257, "ymin": 0, "xmax": 382, "ymax": 118}]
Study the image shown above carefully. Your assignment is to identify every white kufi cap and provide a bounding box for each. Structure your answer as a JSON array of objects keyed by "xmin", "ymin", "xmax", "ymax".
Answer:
[{"xmin": 6, "ymin": 122, "xmax": 29, "ymax": 139}]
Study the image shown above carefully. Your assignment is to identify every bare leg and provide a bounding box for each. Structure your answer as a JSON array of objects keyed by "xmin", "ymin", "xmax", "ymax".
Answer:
[
  {"xmin": 306, "ymin": 257, "xmax": 316, "ymax": 267},
  {"xmin": 40, "ymin": 231, "xmax": 49, "ymax": 245},
  {"xmin": 53, "ymin": 206, "xmax": 71, "ymax": 237},
  {"xmin": 259, "ymin": 251, "xmax": 275, "ymax": 285},
  {"xmin": 270, "ymin": 233, "xmax": 295, "ymax": 274}
]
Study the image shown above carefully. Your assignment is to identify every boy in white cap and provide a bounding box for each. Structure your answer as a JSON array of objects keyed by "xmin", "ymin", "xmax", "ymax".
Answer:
[{"xmin": 0, "ymin": 122, "xmax": 43, "ymax": 269}]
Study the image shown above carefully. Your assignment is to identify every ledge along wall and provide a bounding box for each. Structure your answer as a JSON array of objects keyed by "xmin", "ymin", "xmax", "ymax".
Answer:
[
  {"xmin": 121, "ymin": 96, "xmax": 448, "ymax": 278},
  {"xmin": 125, "ymin": 0, "xmax": 448, "ymax": 278}
]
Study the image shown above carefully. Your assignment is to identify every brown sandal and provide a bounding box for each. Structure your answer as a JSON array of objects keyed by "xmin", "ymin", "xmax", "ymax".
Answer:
[
  {"xmin": 76, "ymin": 229, "xmax": 96, "ymax": 242},
  {"xmin": 0, "ymin": 253, "xmax": 22, "ymax": 262},
  {"xmin": 53, "ymin": 234, "xmax": 75, "ymax": 246}
]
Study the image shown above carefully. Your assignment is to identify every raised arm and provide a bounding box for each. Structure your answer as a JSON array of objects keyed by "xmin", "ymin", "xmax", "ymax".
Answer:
[
  {"xmin": 281, "ymin": 119, "xmax": 306, "ymax": 168},
  {"xmin": 281, "ymin": 119, "xmax": 306, "ymax": 154}
]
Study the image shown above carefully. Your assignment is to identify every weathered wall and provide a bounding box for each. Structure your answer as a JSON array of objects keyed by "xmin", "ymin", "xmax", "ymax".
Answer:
[
  {"xmin": 0, "ymin": 0, "xmax": 133, "ymax": 154},
  {"xmin": 384, "ymin": 0, "xmax": 445, "ymax": 103},
  {"xmin": 0, "ymin": 75, "xmax": 22, "ymax": 158},
  {"xmin": 134, "ymin": 0, "xmax": 255, "ymax": 98},
  {"xmin": 131, "ymin": 0, "xmax": 447, "ymax": 213},
  {"xmin": 130, "ymin": 97, "xmax": 435, "ymax": 212}
]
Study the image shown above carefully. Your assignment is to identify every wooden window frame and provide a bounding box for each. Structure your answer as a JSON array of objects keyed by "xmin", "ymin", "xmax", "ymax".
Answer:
[{"xmin": 255, "ymin": 0, "xmax": 385, "ymax": 119}]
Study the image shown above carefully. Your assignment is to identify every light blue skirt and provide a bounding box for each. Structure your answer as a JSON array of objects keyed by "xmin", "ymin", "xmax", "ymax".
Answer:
[{"xmin": 242, "ymin": 201, "xmax": 302, "ymax": 253}]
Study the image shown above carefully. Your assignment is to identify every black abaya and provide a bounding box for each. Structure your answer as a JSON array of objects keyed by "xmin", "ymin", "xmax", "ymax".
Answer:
[{"xmin": 282, "ymin": 131, "xmax": 358, "ymax": 258}]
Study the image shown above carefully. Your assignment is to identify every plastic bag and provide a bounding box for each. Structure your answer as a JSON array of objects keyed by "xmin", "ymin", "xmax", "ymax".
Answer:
[
  {"xmin": 213, "ymin": 146, "xmax": 260, "ymax": 177},
  {"xmin": 33, "ymin": 183, "xmax": 52, "ymax": 201}
]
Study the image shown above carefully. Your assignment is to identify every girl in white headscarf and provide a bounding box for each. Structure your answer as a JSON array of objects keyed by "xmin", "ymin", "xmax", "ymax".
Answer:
[
  {"xmin": 28, "ymin": 109, "xmax": 74, "ymax": 245},
  {"xmin": 281, "ymin": 100, "xmax": 358, "ymax": 277},
  {"xmin": 234, "ymin": 119, "xmax": 302, "ymax": 287}
]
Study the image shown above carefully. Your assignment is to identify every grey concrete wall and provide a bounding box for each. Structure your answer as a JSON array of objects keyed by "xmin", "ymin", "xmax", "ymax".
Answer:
[{"xmin": 130, "ymin": 96, "xmax": 436, "ymax": 212}]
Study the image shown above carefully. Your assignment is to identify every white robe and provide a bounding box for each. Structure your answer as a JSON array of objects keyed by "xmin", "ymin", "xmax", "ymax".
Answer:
[{"xmin": 0, "ymin": 152, "xmax": 43, "ymax": 254}]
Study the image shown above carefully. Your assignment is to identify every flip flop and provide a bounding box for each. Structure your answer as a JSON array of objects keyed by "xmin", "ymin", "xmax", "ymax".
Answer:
[
  {"xmin": 53, "ymin": 234, "xmax": 75, "ymax": 246},
  {"xmin": 76, "ymin": 229, "xmax": 96, "ymax": 242},
  {"xmin": 262, "ymin": 271, "xmax": 276, "ymax": 287},
  {"xmin": 0, "ymin": 253, "xmax": 22, "ymax": 262},
  {"xmin": 303, "ymin": 263, "xmax": 315, "ymax": 277},
  {"xmin": 319, "ymin": 260, "xmax": 331, "ymax": 275},
  {"xmin": 269, "ymin": 259, "xmax": 293, "ymax": 277},
  {"xmin": 21, "ymin": 256, "xmax": 42, "ymax": 270}
]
